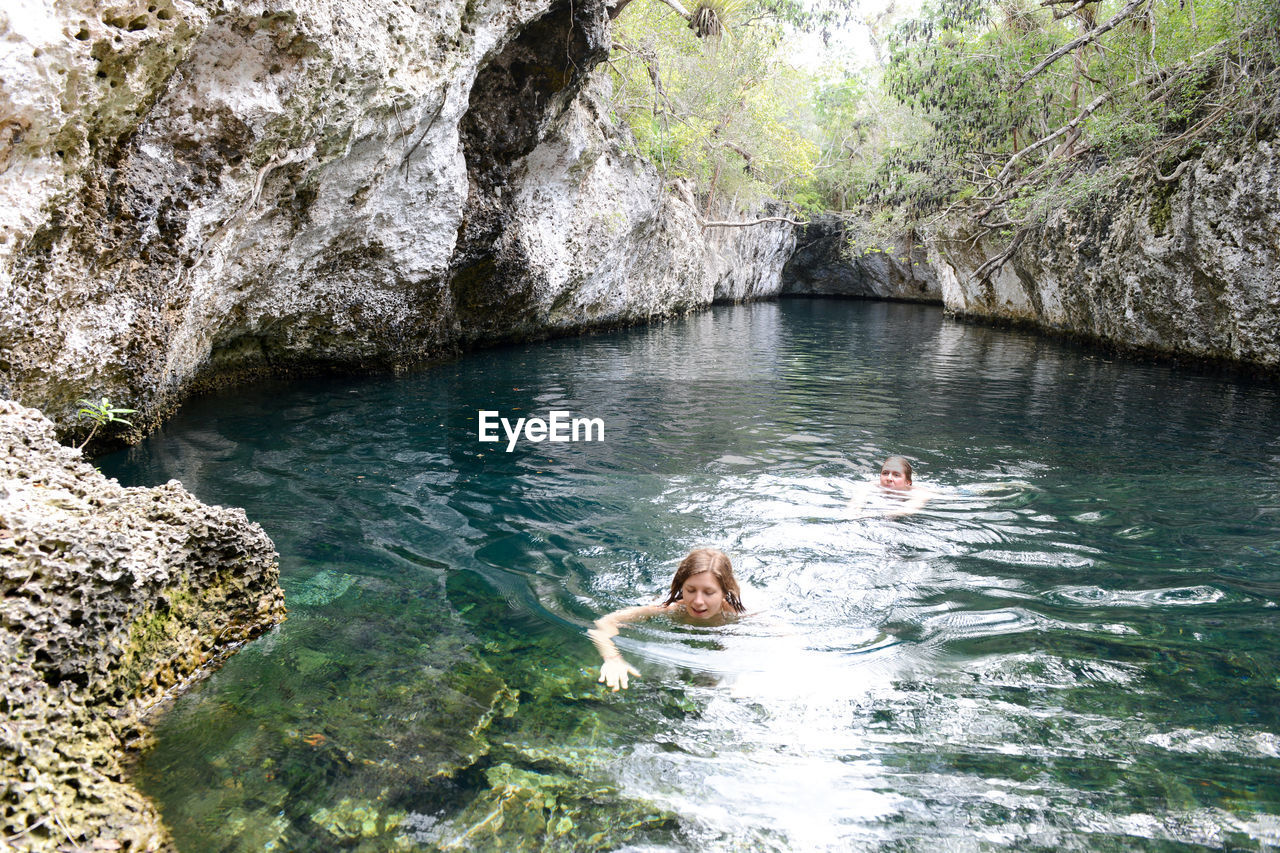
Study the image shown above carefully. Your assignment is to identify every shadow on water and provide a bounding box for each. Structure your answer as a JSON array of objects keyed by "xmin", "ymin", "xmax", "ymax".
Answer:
[{"xmin": 99, "ymin": 301, "xmax": 1280, "ymax": 850}]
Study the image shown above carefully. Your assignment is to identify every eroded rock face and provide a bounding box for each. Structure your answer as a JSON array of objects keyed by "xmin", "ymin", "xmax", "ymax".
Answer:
[
  {"xmin": 0, "ymin": 0, "xmax": 795, "ymax": 447},
  {"xmin": 0, "ymin": 399, "xmax": 285, "ymax": 850},
  {"xmin": 462, "ymin": 72, "xmax": 711, "ymax": 334},
  {"xmin": 496, "ymin": 85, "xmax": 799, "ymax": 323},
  {"xmin": 926, "ymin": 137, "xmax": 1280, "ymax": 368},
  {"xmin": 709, "ymin": 202, "xmax": 798, "ymax": 303},
  {"xmin": 0, "ymin": 0, "xmax": 560, "ymax": 439},
  {"xmin": 781, "ymin": 216, "xmax": 940, "ymax": 302}
]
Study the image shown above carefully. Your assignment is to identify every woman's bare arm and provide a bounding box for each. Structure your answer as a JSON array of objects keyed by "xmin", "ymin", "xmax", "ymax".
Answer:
[{"xmin": 588, "ymin": 604, "xmax": 666, "ymax": 691}]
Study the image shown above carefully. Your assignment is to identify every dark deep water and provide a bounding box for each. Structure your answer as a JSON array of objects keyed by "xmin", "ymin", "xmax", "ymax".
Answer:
[{"xmin": 100, "ymin": 300, "xmax": 1280, "ymax": 851}]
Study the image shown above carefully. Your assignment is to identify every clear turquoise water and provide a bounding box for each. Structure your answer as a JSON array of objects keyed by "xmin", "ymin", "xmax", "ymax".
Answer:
[{"xmin": 100, "ymin": 300, "xmax": 1280, "ymax": 851}]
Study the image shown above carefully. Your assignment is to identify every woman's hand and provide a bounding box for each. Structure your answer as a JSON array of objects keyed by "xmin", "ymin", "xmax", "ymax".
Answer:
[{"xmin": 599, "ymin": 656, "xmax": 640, "ymax": 691}]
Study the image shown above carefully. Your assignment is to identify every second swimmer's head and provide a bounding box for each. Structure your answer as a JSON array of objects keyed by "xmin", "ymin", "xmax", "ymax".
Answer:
[{"xmin": 880, "ymin": 456, "xmax": 913, "ymax": 490}]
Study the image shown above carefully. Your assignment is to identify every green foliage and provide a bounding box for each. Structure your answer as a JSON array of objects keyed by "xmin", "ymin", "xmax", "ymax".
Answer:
[
  {"xmin": 77, "ymin": 396, "xmax": 136, "ymax": 427},
  {"xmin": 806, "ymin": 0, "xmax": 1280, "ymax": 232},
  {"xmin": 607, "ymin": 0, "xmax": 828, "ymax": 213},
  {"xmin": 608, "ymin": 0, "xmax": 1278, "ymax": 237},
  {"xmin": 76, "ymin": 396, "xmax": 136, "ymax": 450}
]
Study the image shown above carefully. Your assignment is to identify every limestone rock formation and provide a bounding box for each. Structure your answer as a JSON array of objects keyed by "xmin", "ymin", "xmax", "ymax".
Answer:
[
  {"xmin": 707, "ymin": 203, "xmax": 798, "ymax": 303},
  {"xmin": 0, "ymin": 0, "xmax": 794, "ymax": 446},
  {"xmin": 0, "ymin": 399, "xmax": 285, "ymax": 850},
  {"xmin": 926, "ymin": 137, "xmax": 1280, "ymax": 368},
  {"xmin": 781, "ymin": 216, "xmax": 940, "ymax": 302},
  {"xmin": 477, "ymin": 75, "xmax": 710, "ymax": 332}
]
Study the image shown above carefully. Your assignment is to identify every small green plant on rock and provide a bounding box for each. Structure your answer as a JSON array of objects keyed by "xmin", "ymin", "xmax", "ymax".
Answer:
[{"xmin": 76, "ymin": 397, "xmax": 136, "ymax": 450}]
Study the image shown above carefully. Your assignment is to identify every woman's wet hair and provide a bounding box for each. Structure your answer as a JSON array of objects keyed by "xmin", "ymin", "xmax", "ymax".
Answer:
[
  {"xmin": 883, "ymin": 455, "xmax": 914, "ymax": 484},
  {"xmin": 663, "ymin": 547, "xmax": 744, "ymax": 613}
]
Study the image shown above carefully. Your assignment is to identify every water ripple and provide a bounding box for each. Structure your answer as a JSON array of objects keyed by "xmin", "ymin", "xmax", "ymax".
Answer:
[{"xmin": 1050, "ymin": 585, "xmax": 1227, "ymax": 607}]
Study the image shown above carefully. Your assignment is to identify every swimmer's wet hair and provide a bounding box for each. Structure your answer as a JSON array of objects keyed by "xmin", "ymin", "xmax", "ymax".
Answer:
[
  {"xmin": 883, "ymin": 455, "xmax": 913, "ymax": 483},
  {"xmin": 663, "ymin": 548, "xmax": 744, "ymax": 613}
]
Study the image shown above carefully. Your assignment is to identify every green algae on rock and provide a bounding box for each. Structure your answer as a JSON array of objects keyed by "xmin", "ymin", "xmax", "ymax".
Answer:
[
  {"xmin": 430, "ymin": 762, "xmax": 677, "ymax": 851},
  {"xmin": 126, "ymin": 558, "xmax": 686, "ymax": 850}
]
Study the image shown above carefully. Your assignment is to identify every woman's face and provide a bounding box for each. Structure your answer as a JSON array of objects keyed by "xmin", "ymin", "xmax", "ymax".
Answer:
[
  {"xmin": 681, "ymin": 571, "xmax": 726, "ymax": 620},
  {"xmin": 880, "ymin": 459, "xmax": 911, "ymax": 491}
]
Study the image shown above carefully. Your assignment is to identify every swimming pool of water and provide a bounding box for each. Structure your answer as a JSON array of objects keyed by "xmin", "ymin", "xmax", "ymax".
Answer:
[{"xmin": 101, "ymin": 300, "xmax": 1280, "ymax": 851}]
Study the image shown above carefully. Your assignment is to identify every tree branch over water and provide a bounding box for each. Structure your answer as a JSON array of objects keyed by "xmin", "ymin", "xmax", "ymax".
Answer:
[
  {"xmin": 701, "ymin": 216, "xmax": 807, "ymax": 229},
  {"xmin": 996, "ymin": 34, "xmax": 1242, "ymax": 188}
]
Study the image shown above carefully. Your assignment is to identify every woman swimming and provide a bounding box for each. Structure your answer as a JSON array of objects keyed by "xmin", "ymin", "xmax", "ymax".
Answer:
[
  {"xmin": 589, "ymin": 548, "xmax": 745, "ymax": 691},
  {"xmin": 848, "ymin": 455, "xmax": 935, "ymax": 518}
]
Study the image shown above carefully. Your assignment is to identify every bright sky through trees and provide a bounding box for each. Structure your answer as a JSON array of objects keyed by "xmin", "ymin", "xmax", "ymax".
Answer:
[{"xmin": 784, "ymin": 0, "xmax": 922, "ymax": 72}]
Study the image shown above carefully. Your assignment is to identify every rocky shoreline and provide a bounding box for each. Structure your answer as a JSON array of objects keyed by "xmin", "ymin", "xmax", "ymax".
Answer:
[
  {"xmin": 0, "ymin": 400, "xmax": 285, "ymax": 851},
  {"xmin": 924, "ymin": 135, "xmax": 1280, "ymax": 371},
  {"xmin": 780, "ymin": 215, "xmax": 940, "ymax": 303}
]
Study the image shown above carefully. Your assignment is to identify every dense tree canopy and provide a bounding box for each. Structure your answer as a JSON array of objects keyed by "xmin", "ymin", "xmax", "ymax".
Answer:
[
  {"xmin": 604, "ymin": 0, "xmax": 1280, "ymax": 248},
  {"xmin": 870, "ymin": 0, "xmax": 1280, "ymax": 262},
  {"xmin": 606, "ymin": 0, "xmax": 834, "ymax": 215}
]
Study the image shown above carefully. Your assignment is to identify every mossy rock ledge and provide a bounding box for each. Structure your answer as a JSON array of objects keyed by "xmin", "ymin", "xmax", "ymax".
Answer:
[{"xmin": 0, "ymin": 399, "xmax": 286, "ymax": 851}]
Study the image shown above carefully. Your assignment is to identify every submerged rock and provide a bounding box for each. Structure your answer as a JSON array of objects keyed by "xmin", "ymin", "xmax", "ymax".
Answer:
[
  {"xmin": 430, "ymin": 762, "xmax": 677, "ymax": 851},
  {"xmin": 127, "ymin": 565, "xmax": 682, "ymax": 850},
  {"xmin": 0, "ymin": 399, "xmax": 285, "ymax": 850},
  {"xmin": 310, "ymin": 797, "xmax": 407, "ymax": 842}
]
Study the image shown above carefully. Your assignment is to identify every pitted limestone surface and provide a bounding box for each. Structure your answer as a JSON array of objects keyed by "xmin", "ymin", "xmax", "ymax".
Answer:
[{"xmin": 0, "ymin": 399, "xmax": 285, "ymax": 851}]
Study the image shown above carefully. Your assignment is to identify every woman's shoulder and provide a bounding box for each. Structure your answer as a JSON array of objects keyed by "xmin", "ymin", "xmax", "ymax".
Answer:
[{"xmin": 847, "ymin": 480, "xmax": 878, "ymax": 498}]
